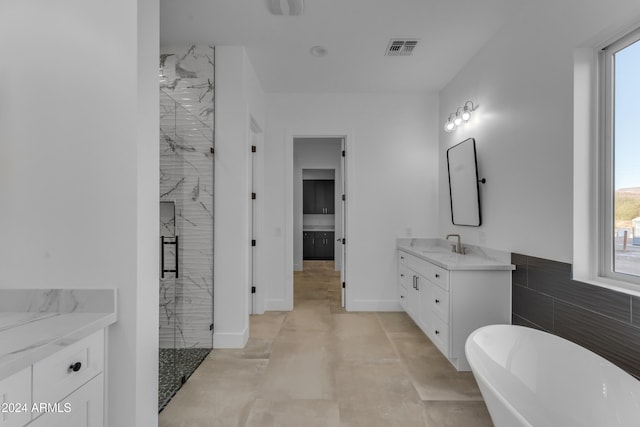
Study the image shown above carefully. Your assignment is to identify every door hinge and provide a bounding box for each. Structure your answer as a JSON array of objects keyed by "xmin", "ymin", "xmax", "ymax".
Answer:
[
  {"xmin": 251, "ymin": 239, "xmax": 256, "ymax": 247},
  {"xmin": 251, "ymin": 145, "xmax": 257, "ymax": 153},
  {"xmin": 342, "ymin": 238, "xmax": 345, "ymax": 245},
  {"xmin": 251, "ymin": 286, "xmax": 256, "ymax": 294},
  {"xmin": 341, "ymin": 150, "xmax": 345, "ymax": 157},
  {"xmin": 210, "ymin": 147, "xmax": 214, "ymax": 154},
  {"xmin": 342, "ymin": 194, "xmax": 345, "ymax": 201},
  {"xmin": 251, "ymin": 192, "xmax": 256, "ymax": 200},
  {"xmin": 209, "ymin": 323, "xmax": 214, "ymax": 331}
]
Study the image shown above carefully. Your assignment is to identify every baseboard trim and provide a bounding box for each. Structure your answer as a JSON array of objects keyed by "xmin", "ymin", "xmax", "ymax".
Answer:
[
  {"xmin": 265, "ymin": 298, "xmax": 293, "ymax": 312},
  {"xmin": 213, "ymin": 326, "xmax": 248, "ymax": 349},
  {"xmin": 347, "ymin": 299, "xmax": 402, "ymax": 312}
]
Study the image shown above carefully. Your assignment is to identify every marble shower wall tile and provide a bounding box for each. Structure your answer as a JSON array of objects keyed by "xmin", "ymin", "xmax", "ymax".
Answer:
[
  {"xmin": 160, "ymin": 45, "xmax": 214, "ymax": 120},
  {"xmin": 159, "ymin": 45, "xmax": 214, "ymax": 350},
  {"xmin": 0, "ymin": 289, "xmax": 116, "ymax": 313}
]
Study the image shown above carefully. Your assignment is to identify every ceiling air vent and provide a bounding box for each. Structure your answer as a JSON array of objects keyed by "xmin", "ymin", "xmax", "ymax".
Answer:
[
  {"xmin": 267, "ymin": 0, "xmax": 304, "ymax": 16},
  {"xmin": 385, "ymin": 39, "xmax": 419, "ymax": 56}
]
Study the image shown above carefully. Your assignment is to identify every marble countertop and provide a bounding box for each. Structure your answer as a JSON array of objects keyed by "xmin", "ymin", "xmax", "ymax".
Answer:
[
  {"xmin": 0, "ymin": 289, "xmax": 117, "ymax": 381},
  {"xmin": 397, "ymin": 238, "xmax": 515, "ymax": 271}
]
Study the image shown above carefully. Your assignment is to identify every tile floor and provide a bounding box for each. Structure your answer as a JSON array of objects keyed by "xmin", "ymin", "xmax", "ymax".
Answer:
[
  {"xmin": 159, "ymin": 261, "xmax": 493, "ymax": 426},
  {"xmin": 159, "ymin": 347, "xmax": 212, "ymax": 411}
]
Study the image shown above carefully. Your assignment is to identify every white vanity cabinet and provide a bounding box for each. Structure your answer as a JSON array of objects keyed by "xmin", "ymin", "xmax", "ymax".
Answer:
[
  {"xmin": 0, "ymin": 290, "xmax": 115, "ymax": 427},
  {"xmin": 29, "ymin": 330, "xmax": 105, "ymax": 426},
  {"xmin": 0, "ymin": 329, "xmax": 106, "ymax": 427},
  {"xmin": 28, "ymin": 373, "xmax": 103, "ymax": 427},
  {"xmin": 398, "ymin": 249, "xmax": 512, "ymax": 371},
  {"xmin": 0, "ymin": 368, "xmax": 31, "ymax": 427}
]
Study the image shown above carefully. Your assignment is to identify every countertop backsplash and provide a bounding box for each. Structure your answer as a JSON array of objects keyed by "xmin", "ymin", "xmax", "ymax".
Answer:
[{"xmin": 0, "ymin": 289, "xmax": 116, "ymax": 314}]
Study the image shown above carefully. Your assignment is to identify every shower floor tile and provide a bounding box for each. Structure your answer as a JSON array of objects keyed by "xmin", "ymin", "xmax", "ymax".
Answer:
[{"xmin": 158, "ymin": 347, "xmax": 211, "ymax": 411}]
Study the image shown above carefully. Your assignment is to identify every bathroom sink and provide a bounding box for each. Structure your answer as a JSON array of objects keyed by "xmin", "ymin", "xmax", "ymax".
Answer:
[{"xmin": 414, "ymin": 246, "xmax": 451, "ymax": 254}]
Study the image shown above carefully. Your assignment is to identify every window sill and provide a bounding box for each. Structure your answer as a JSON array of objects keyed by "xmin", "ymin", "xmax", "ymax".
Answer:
[{"xmin": 573, "ymin": 275, "xmax": 640, "ymax": 298}]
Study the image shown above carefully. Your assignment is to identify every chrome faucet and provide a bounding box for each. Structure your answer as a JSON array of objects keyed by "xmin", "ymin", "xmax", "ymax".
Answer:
[{"xmin": 446, "ymin": 234, "xmax": 466, "ymax": 254}]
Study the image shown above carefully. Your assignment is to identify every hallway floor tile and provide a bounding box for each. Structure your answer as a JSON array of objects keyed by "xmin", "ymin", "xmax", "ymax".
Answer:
[{"xmin": 159, "ymin": 260, "xmax": 492, "ymax": 426}]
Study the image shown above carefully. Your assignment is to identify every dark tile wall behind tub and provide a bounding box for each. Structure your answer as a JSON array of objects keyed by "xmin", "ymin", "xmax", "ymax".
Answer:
[{"xmin": 511, "ymin": 253, "xmax": 640, "ymax": 379}]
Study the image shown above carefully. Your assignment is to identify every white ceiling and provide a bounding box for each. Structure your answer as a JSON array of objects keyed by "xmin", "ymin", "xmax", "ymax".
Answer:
[{"xmin": 159, "ymin": 0, "xmax": 525, "ymax": 93}]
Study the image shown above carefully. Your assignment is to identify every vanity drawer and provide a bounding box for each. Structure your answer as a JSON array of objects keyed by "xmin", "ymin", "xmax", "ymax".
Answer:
[
  {"xmin": 398, "ymin": 285, "xmax": 407, "ymax": 310},
  {"xmin": 404, "ymin": 253, "xmax": 431, "ymax": 278},
  {"xmin": 398, "ymin": 251, "xmax": 411, "ymax": 268},
  {"xmin": 398, "ymin": 264, "xmax": 410, "ymax": 289},
  {"xmin": 430, "ymin": 264, "xmax": 449, "ymax": 291},
  {"xmin": 33, "ymin": 329, "xmax": 104, "ymax": 406},
  {"xmin": 0, "ymin": 367, "xmax": 31, "ymax": 427},
  {"xmin": 29, "ymin": 373, "xmax": 103, "ymax": 427},
  {"xmin": 430, "ymin": 283, "xmax": 450, "ymax": 323},
  {"xmin": 429, "ymin": 314, "xmax": 450, "ymax": 357}
]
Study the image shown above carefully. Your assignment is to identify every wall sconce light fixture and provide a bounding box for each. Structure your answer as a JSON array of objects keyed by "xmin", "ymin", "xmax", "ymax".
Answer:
[{"xmin": 444, "ymin": 101, "xmax": 476, "ymax": 132}]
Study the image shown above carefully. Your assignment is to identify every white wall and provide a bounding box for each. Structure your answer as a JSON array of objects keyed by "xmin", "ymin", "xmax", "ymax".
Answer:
[
  {"xmin": 136, "ymin": 0, "xmax": 161, "ymax": 424},
  {"xmin": 264, "ymin": 93, "xmax": 439, "ymax": 311},
  {"xmin": 294, "ymin": 139, "xmax": 342, "ymax": 271},
  {"xmin": 214, "ymin": 46, "xmax": 265, "ymax": 345},
  {"xmin": 0, "ymin": 0, "xmax": 159, "ymax": 425},
  {"xmin": 438, "ymin": 0, "xmax": 640, "ymax": 263}
]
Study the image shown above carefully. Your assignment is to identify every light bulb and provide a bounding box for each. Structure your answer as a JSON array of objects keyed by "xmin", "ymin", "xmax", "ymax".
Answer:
[
  {"xmin": 444, "ymin": 120, "xmax": 455, "ymax": 132},
  {"xmin": 453, "ymin": 113, "xmax": 462, "ymax": 126},
  {"xmin": 462, "ymin": 101, "xmax": 474, "ymax": 122}
]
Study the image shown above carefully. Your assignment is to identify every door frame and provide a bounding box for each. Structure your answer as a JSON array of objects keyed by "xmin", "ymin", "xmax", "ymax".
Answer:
[
  {"xmin": 284, "ymin": 130, "xmax": 354, "ymax": 311},
  {"xmin": 249, "ymin": 117, "xmax": 262, "ymax": 315}
]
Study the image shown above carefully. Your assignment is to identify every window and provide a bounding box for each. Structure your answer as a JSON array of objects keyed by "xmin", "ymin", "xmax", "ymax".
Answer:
[{"xmin": 601, "ymin": 28, "xmax": 640, "ymax": 282}]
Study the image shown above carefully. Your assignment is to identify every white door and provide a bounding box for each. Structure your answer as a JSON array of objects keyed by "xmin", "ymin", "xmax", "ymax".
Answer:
[
  {"xmin": 249, "ymin": 118, "xmax": 263, "ymax": 315},
  {"xmin": 249, "ymin": 135, "xmax": 257, "ymax": 315},
  {"xmin": 340, "ymin": 137, "xmax": 346, "ymax": 308}
]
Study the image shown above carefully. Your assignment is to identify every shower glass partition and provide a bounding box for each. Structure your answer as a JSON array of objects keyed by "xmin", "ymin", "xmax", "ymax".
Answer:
[{"xmin": 159, "ymin": 88, "xmax": 214, "ymax": 411}]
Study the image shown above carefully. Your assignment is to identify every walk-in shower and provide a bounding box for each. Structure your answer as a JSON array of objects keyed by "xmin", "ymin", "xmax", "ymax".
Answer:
[{"xmin": 158, "ymin": 45, "xmax": 215, "ymax": 411}]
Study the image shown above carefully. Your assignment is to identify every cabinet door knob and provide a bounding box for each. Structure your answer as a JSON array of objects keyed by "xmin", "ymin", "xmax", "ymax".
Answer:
[
  {"xmin": 400, "ymin": 274, "xmax": 404, "ymax": 277},
  {"xmin": 400, "ymin": 295, "xmax": 404, "ymax": 299},
  {"xmin": 68, "ymin": 362, "xmax": 82, "ymax": 373},
  {"xmin": 435, "ymin": 330, "xmax": 440, "ymax": 335},
  {"xmin": 435, "ymin": 299, "xmax": 440, "ymax": 304},
  {"xmin": 435, "ymin": 274, "xmax": 440, "ymax": 278}
]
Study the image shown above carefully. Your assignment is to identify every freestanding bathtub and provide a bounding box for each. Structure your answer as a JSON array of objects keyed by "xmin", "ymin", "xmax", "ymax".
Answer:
[{"xmin": 465, "ymin": 324, "xmax": 640, "ymax": 427}]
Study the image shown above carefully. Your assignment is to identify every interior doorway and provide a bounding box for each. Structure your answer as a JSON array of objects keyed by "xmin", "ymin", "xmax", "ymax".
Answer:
[
  {"xmin": 292, "ymin": 137, "xmax": 347, "ymax": 309},
  {"xmin": 302, "ymin": 169, "xmax": 335, "ymax": 262}
]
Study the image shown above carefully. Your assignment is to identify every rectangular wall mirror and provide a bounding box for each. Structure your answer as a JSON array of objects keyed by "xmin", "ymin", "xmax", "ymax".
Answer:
[{"xmin": 447, "ymin": 138, "xmax": 482, "ymax": 226}]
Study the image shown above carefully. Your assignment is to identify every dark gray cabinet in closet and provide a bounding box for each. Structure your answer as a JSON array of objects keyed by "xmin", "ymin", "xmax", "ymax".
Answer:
[
  {"xmin": 303, "ymin": 231, "xmax": 335, "ymax": 260},
  {"xmin": 303, "ymin": 180, "xmax": 335, "ymax": 214}
]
